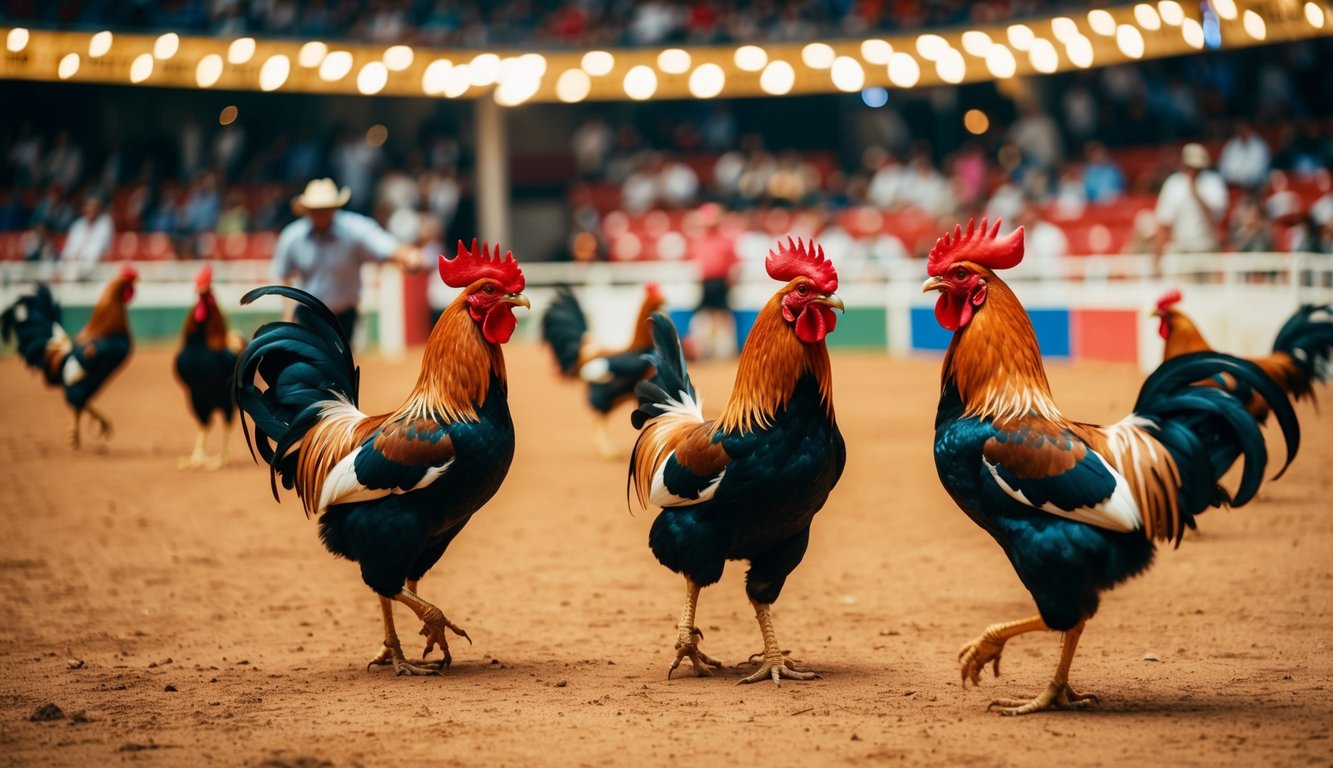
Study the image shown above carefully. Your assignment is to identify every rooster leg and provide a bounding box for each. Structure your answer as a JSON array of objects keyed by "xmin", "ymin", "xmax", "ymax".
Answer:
[
  {"xmin": 178, "ymin": 426, "xmax": 209, "ymax": 469},
  {"xmin": 593, "ymin": 413, "xmax": 619, "ymax": 461},
  {"xmin": 85, "ymin": 406, "xmax": 113, "ymax": 439},
  {"xmin": 397, "ymin": 587, "xmax": 470, "ymax": 668},
  {"xmin": 68, "ymin": 410, "xmax": 82, "ymax": 449},
  {"xmin": 668, "ymin": 579, "xmax": 723, "ymax": 679},
  {"xmin": 367, "ymin": 595, "xmax": 441, "ymax": 676},
  {"xmin": 958, "ymin": 614, "xmax": 1047, "ymax": 686},
  {"xmin": 987, "ymin": 620, "xmax": 1099, "ymax": 715},
  {"xmin": 203, "ymin": 421, "xmax": 232, "ymax": 470},
  {"xmin": 737, "ymin": 601, "xmax": 821, "ymax": 686}
]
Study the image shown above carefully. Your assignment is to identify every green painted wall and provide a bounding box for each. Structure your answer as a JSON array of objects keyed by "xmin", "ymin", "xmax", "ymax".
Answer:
[{"xmin": 825, "ymin": 307, "xmax": 887, "ymax": 349}]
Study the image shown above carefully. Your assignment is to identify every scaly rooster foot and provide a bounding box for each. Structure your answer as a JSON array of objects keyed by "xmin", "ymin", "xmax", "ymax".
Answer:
[
  {"xmin": 668, "ymin": 627, "xmax": 723, "ymax": 679},
  {"xmin": 959, "ymin": 632, "xmax": 1007, "ymax": 686},
  {"xmin": 988, "ymin": 681, "xmax": 1100, "ymax": 715},
  {"xmin": 366, "ymin": 643, "xmax": 442, "ymax": 677},
  {"xmin": 419, "ymin": 614, "xmax": 471, "ymax": 668},
  {"xmin": 177, "ymin": 455, "xmax": 206, "ymax": 470},
  {"xmin": 88, "ymin": 414, "xmax": 113, "ymax": 439},
  {"xmin": 737, "ymin": 651, "xmax": 821, "ymax": 686}
]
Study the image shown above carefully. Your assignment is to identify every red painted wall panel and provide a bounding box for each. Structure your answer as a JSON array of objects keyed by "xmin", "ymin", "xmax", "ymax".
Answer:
[{"xmin": 1071, "ymin": 308, "xmax": 1139, "ymax": 363}]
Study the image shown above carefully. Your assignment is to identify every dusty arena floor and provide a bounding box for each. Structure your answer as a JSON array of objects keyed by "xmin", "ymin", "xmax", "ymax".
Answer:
[{"xmin": 0, "ymin": 342, "xmax": 1330, "ymax": 767}]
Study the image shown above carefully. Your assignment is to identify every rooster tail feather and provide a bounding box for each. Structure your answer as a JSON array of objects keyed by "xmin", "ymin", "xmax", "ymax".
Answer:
[
  {"xmin": 1135, "ymin": 351, "xmax": 1300, "ymax": 529},
  {"xmin": 630, "ymin": 312, "xmax": 697, "ymax": 430},
  {"xmin": 1271, "ymin": 304, "xmax": 1333, "ymax": 401},
  {"xmin": 2, "ymin": 284, "xmax": 65, "ymax": 381},
  {"xmin": 234, "ymin": 287, "xmax": 360, "ymax": 498},
  {"xmin": 540, "ymin": 287, "xmax": 588, "ymax": 377}
]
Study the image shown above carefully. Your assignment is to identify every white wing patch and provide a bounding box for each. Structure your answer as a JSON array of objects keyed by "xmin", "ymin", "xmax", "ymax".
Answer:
[
  {"xmin": 984, "ymin": 451, "xmax": 1142, "ymax": 533},
  {"xmin": 648, "ymin": 451, "xmax": 725, "ymax": 508},
  {"xmin": 316, "ymin": 446, "xmax": 454, "ymax": 514},
  {"xmin": 61, "ymin": 355, "xmax": 86, "ymax": 386},
  {"xmin": 579, "ymin": 357, "xmax": 612, "ymax": 383}
]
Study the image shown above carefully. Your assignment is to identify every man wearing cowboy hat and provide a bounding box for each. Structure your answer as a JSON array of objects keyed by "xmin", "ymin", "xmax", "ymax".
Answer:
[{"xmin": 273, "ymin": 177, "xmax": 424, "ymax": 340}]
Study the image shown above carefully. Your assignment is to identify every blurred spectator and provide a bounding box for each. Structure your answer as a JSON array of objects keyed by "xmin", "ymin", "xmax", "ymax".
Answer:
[
  {"xmin": 331, "ymin": 129, "xmax": 382, "ymax": 212},
  {"xmin": 61, "ymin": 191, "xmax": 114, "ymax": 274},
  {"xmin": 1218, "ymin": 123, "xmax": 1272, "ymax": 190},
  {"xmin": 182, "ymin": 172, "xmax": 222, "ymax": 237},
  {"xmin": 571, "ymin": 114, "xmax": 614, "ymax": 178},
  {"xmin": 903, "ymin": 148, "xmax": 955, "ymax": 217},
  {"xmin": 1008, "ymin": 100, "xmax": 1063, "ymax": 170},
  {"xmin": 1082, "ymin": 142, "xmax": 1125, "ymax": 204},
  {"xmin": 1008, "ymin": 199, "xmax": 1068, "ymax": 280},
  {"xmin": 42, "ymin": 131, "xmax": 84, "ymax": 190},
  {"xmin": 700, "ymin": 105, "xmax": 739, "ymax": 152},
  {"xmin": 1061, "ymin": 81, "xmax": 1098, "ymax": 146},
  {"xmin": 984, "ymin": 174, "xmax": 1026, "ymax": 225},
  {"xmin": 1052, "ymin": 163, "xmax": 1087, "ymax": 220},
  {"xmin": 948, "ymin": 142, "xmax": 987, "ymax": 210},
  {"xmin": 866, "ymin": 148, "xmax": 907, "ymax": 210},
  {"xmin": 688, "ymin": 203, "xmax": 737, "ymax": 360},
  {"xmin": 1227, "ymin": 195, "xmax": 1274, "ymax": 252},
  {"xmin": 216, "ymin": 189, "xmax": 250, "ymax": 236},
  {"xmin": 1155, "ymin": 143, "xmax": 1228, "ymax": 261},
  {"xmin": 659, "ymin": 156, "xmax": 700, "ymax": 208},
  {"xmin": 8, "ymin": 123, "xmax": 43, "ymax": 189},
  {"xmin": 22, "ymin": 221, "xmax": 58, "ymax": 262},
  {"xmin": 767, "ymin": 151, "xmax": 817, "ymax": 207},
  {"xmin": 33, "ymin": 186, "xmax": 77, "ymax": 232},
  {"xmin": 621, "ymin": 155, "xmax": 661, "ymax": 214}
]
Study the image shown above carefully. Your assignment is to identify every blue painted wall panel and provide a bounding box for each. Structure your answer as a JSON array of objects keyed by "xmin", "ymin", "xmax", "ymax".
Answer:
[{"xmin": 909, "ymin": 306, "xmax": 1071, "ymax": 357}]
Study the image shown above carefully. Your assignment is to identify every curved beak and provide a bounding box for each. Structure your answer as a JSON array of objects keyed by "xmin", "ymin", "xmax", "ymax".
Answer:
[
  {"xmin": 814, "ymin": 293, "xmax": 845, "ymax": 312},
  {"xmin": 1149, "ymin": 308, "xmax": 1163, "ymax": 318},
  {"xmin": 505, "ymin": 293, "xmax": 531, "ymax": 310},
  {"xmin": 922, "ymin": 276, "xmax": 946, "ymax": 294}
]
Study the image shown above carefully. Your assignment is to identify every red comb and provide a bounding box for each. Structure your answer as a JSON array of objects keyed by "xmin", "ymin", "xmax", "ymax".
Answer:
[
  {"xmin": 645, "ymin": 282, "xmax": 662, "ymax": 297},
  {"xmin": 766, "ymin": 237, "xmax": 837, "ymax": 293},
  {"xmin": 195, "ymin": 264, "xmax": 213, "ymax": 290},
  {"xmin": 1156, "ymin": 288, "xmax": 1182, "ymax": 312},
  {"xmin": 927, "ymin": 218, "xmax": 1024, "ymax": 276},
  {"xmin": 437, "ymin": 239, "xmax": 524, "ymax": 293},
  {"xmin": 119, "ymin": 264, "xmax": 139, "ymax": 281}
]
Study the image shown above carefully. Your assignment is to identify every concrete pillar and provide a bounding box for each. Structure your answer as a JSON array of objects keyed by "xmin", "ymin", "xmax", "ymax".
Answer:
[{"xmin": 475, "ymin": 97, "xmax": 511, "ymax": 248}]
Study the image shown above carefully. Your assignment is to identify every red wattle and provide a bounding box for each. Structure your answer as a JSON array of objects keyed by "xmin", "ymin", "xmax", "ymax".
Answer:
[
  {"xmin": 794, "ymin": 304, "xmax": 836, "ymax": 343},
  {"xmin": 1158, "ymin": 317, "xmax": 1170, "ymax": 340},
  {"xmin": 193, "ymin": 300, "xmax": 208, "ymax": 323},
  {"xmin": 483, "ymin": 305, "xmax": 518, "ymax": 344}
]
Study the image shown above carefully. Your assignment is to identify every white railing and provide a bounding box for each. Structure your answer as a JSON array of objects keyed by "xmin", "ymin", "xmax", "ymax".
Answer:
[{"xmin": 3, "ymin": 252, "xmax": 1330, "ymax": 365}]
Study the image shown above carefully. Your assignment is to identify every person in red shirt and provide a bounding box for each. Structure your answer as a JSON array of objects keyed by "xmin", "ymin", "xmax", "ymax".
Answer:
[{"xmin": 689, "ymin": 203, "xmax": 738, "ymax": 359}]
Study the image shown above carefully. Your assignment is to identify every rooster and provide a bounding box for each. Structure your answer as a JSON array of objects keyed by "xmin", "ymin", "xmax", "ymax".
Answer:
[
  {"xmin": 1153, "ymin": 289, "xmax": 1333, "ymax": 422},
  {"xmin": 1, "ymin": 266, "xmax": 137, "ymax": 448},
  {"xmin": 175, "ymin": 265, "xmax": 244, "ymax": 470},
  {"xmin": 542, "ymin": 283, "xmax": 666, "ymax": 458},
  {"xmin": 235, "ymin": 240, "xmax": 529, "ymax": 676},
  {"xmin": 629, "ymin": 238, "xmax": 845, "ymax": 686},
  {"xmin": 922, "ymin": 219, "xmax": 1300, "ymax": 714}
]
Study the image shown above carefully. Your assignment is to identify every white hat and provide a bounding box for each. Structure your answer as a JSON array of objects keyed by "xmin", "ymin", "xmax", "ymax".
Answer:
[
  {"xmin": 1181, "ymin": 143, "xmax": 1210, "ymax": 169},
  {"xmin": 292, "ymin": 178, "xmax": 351, "ymax": 213}
]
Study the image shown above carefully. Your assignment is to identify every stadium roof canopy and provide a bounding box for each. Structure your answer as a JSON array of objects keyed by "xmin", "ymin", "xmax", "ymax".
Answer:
[{"xmin": 3, "ymin": 0, "xmax": 1330, "ymax": 103}]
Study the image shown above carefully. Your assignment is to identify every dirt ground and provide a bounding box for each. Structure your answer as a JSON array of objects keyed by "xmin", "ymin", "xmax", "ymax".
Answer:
[{"xmin": 0, "ymin": 341, "xmax": 1330, "ymax": 768}]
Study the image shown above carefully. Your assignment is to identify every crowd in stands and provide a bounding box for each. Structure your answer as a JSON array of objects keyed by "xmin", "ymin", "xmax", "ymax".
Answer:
[
  {"xmin": 7, "ymin": 0, "xmax": 1133, "ymax": 49},
  {"xmin": 3, "ymin": 37, "xmax": 1333, "ymax": 276}
]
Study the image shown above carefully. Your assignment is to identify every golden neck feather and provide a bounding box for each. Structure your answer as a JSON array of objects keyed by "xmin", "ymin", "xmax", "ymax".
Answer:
[
  {"xmin": 400, "ymin": 294, "xmax": 507, "ymax": 422},
  {"xmin": 716, "ymin": 294, "xmax": 834, "ymax": 435},
  {"xmin": 942, "ymin": 274, "xmax": 1063, "ymax": 424}
]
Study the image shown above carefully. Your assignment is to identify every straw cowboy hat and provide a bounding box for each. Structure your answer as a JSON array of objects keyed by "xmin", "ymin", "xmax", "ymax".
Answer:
[{"xmin": 292, "ymin": 178, "xmax": 351, "ymax": 213}]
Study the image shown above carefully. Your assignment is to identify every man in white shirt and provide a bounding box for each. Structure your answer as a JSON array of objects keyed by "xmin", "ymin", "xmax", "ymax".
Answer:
[
  {"xmin": 1217, "ymin": 123, "xmax": 1271, "ymax": 190},
  {"xmin": 1155, "ymin": 143, "xmax": 1228, "ymax": 262},
  {"xmin": 273, "ymin": 178, "xmax": 423, "ymax": 340},
  {"xmin": 61, "ymin": 192, "xmax": 115, "ymax": 277}
]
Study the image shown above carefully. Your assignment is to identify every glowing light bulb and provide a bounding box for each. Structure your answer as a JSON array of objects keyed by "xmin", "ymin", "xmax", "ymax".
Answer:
[
  {"xmin": 657, "ymin": 48, "xmax": 690, "ymax": 74},
  {"xmin": 689, "ymin": 63, "xmax": 725, "ymax": 98},
  {"xmin": 357, "ymin": 61, "xmax": 388, "ymax": 94},
  {"xmin": 89, "ymin": 31, "xmax": 112, "ymax": 58},
  {"xmin": 623, "ymin": 65, "xmax": 657, "ymax": 100},
  {"xmin": 733, "ymin": 45, "xmax": 767, "ymax": 72},
  {"xmin": 887, "ymin": 52, "xmax": 920, "ymax": 87},
  {"xmin": 259, "ymin": 54, "xmax": 290, "ymax": 91},
  {"xmin": 759, "ymin": 60, "xmax": 795, "ymax": 95},
  {"xmin": 831, "ymin": 56, "xmax": 865, "ymax": 92},
  {"xmin": 556, "ymin": 68, "xmax": 591, "ymax": 102},
  {"xmin": 581, "ymin": 50, "xmax": 614, "ymax": 76},
  {"xmin": 227, "ymin": 37, "xmax": 255, "ymax": 65},
  {"xmin": 196, "ymin": 53, "xmax": 224, "ymax": 87}
]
